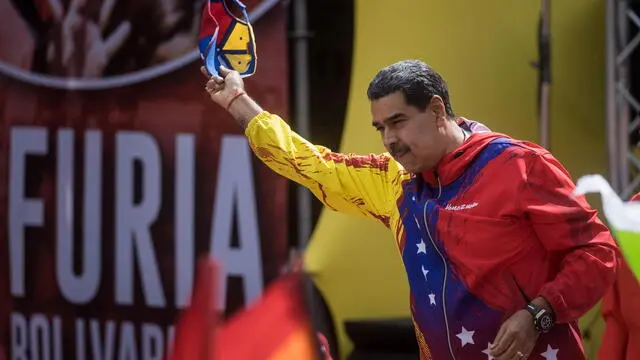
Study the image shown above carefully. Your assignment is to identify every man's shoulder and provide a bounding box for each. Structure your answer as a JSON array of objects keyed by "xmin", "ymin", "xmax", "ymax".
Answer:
[
  {"xmin": 476, "ymin": 137, "xmax": 559, "ymax": 183},
  {"xmin": 485, "ymin": 136, "xmax": 550, "ymax": 159}
]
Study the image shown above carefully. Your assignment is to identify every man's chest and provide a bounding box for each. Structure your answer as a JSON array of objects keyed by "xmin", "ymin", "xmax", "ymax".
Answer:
[{"xmin": 389, "ymin": 174, "xmax": 528, "ymax": 260}]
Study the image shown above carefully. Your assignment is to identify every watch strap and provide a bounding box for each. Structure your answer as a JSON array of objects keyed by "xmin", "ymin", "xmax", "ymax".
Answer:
[{"xmin": 525, "ymin": 303, "xmax": 541, "ymax": 316}]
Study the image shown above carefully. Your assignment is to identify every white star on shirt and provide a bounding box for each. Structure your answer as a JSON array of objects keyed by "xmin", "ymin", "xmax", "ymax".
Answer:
[
  {"xmin": 456, "ymin": 326, "xmax": 475, "ymax": 347},
  {"xmin": 428, "ymin": 293, "xmax": 436, "ymax": 306},
  {"xmin": 417, "ymin": 239, "xmax": 426, "ymax": 254},
  {"xmin": 541, "ymin": 345, "xmax": 559, "ymax": 360},
  {"xmin": 421, "ymin": 266, "xmax": 429, "ymax": 280},
  {"xmin": 482, "ymin": 343, "xmax": 494, "ymax": 359}
]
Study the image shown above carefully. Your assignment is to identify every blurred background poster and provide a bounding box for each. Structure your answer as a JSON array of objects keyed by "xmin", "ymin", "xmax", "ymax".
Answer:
[{"xmin": 0, "ymin": 0, "xmax": 290, "ymax": 358}]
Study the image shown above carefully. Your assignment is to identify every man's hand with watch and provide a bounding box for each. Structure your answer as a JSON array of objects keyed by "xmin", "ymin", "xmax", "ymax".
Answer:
[
  {"xmin": 490, "ymin": 297, "xmax": 556, "ymax": 359},
  {"xmin": 525, "ymin": 300, "xmax": 556, "ymax": 333}
]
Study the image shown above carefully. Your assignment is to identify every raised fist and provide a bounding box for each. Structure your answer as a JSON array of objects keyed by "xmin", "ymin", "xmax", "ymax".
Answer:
[{"xmin": 202, "ymin": 65, "xmax": 246, "ymax": 110}]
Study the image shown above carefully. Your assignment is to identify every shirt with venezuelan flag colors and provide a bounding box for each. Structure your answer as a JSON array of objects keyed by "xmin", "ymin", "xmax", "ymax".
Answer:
[{"xmin": 245, "ymin": 112, "xmax": 619, "ymax": 360}]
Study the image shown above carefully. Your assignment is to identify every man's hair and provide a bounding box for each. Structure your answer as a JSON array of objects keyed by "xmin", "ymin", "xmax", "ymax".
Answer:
[{"xmin": 367, "ymin": 60, "xmax": 455, "ymax": 118}]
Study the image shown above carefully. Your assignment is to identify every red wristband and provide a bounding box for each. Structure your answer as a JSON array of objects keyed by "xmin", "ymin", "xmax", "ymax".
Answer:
[{"xmin": 226, "ymin": 90, "xmax": 247, "ymax": 111}]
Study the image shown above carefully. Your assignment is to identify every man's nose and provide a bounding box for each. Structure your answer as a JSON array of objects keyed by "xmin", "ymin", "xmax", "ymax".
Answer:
[{"xmin": 383, "ymin": 129, "xmax": 398, "ymax": 148}]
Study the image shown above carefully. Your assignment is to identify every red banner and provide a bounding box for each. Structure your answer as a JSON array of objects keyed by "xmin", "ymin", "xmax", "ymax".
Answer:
[{"xmin": 0, "ymin": 0, "xmax": 289, "ymax": 358}]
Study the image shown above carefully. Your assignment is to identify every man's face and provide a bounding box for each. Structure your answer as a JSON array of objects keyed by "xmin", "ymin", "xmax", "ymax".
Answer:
[{"xmin": 371, "ymin": 92, "xmax": 447, "ymax": 173}]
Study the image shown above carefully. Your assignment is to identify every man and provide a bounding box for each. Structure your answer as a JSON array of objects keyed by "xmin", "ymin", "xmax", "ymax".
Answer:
[
  {"xmin": 599, "ymin": 191, "xmax": 640, "ymax": 360},
  {"xmin": 202, "ymin": 60, "xmax": 619, "ymax": 360}
]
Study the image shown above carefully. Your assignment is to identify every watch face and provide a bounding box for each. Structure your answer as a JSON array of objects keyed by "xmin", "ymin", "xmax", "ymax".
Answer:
[{"xmin": 539, "ymin": 313, "xmax": 554, "ymax": 331}]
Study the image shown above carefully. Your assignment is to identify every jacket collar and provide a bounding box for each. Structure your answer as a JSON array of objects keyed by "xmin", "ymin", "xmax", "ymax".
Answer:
[{"xmin": 420, "ymin": 131, "xmax": 510, "ymax": 187}]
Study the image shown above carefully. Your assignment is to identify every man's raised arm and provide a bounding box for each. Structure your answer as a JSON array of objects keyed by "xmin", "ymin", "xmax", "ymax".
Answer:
[{"xmin": 202, "ymin": 66, "xmax": 398, "ymax": 225}]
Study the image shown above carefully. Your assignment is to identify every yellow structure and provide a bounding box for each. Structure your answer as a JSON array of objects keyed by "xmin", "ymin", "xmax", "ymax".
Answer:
[{"xmin": 303, "ymin": 0, "xmax": 608, "ymax": 358}]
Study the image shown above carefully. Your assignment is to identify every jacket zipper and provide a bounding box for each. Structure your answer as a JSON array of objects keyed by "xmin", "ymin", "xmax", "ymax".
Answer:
[{"xmin": 421, "ymin": 173, "xmax": 456, "ymax": 360}]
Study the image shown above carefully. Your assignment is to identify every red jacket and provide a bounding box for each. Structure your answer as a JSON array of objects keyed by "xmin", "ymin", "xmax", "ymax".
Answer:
[
  {"xmin": 403, "ymin": 132, "xmax": 619, "ymax": 359},
  {"xmin": 599, "ymin": 193, "xmax": 640, "ymax": 360}
]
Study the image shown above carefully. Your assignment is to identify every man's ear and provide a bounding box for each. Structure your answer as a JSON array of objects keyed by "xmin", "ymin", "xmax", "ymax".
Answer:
[{"xmin": 429, "ymin": 95, "xmax": 447, "ymax": 126}]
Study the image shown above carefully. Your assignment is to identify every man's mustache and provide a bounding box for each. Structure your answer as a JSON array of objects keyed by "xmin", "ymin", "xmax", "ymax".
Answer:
[{"xmin": 389, "ymin": 143, "xmax": 410, "ymax": 157}]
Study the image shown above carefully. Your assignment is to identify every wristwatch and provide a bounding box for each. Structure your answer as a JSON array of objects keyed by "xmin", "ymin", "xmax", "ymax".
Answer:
[{"xmin": 525, "ymin": 303, "xmax": 555, "ymax": 333}]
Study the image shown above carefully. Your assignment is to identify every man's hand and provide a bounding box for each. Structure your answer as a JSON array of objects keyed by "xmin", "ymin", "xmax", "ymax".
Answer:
[
  {"xmin": 201, "ymin": 65, "xmax": 263, "ymax": 128},
  {"xmin": 202, "ymin": 65, "xmax": 245, "ymax": 108},
  {"xmin": 490, "ymin": 310, "xmax": 539, "ymax": 359}
]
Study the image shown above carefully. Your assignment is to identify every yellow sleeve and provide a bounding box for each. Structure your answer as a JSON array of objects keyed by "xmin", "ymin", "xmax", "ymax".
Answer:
[{"xmin": 245, "ymin": 111, "xmax": 397, "ymax": 225}]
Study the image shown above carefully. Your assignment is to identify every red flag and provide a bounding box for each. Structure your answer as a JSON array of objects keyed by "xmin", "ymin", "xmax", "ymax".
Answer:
[
  {"xmin": 166, "ymin": 257, "xmax": 219, "ymax": 360},
  {"xmin": 168, "ymin": 259, "xmax": 319, "ymax": 360},
  {"xmin": 215, "ymin": 274, "xmax": 319, "ymax": 360}
]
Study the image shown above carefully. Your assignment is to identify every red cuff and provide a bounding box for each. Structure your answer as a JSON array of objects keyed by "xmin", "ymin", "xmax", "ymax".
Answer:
[{"xmin": 537, "ymin": 285, "xmax": 569, "ymax": 324}]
